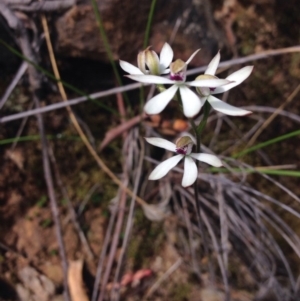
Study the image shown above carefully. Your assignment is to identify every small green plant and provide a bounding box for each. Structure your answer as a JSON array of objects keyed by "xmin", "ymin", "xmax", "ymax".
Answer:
[{"xmin": 36, "ymin": 195, "xmax": 47, "ymax": 208}]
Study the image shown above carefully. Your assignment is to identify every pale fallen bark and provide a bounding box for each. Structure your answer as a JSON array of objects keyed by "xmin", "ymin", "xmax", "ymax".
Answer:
[{"xmin": 68, "ymin": 260, "xmax": 90, "ymax": 301}]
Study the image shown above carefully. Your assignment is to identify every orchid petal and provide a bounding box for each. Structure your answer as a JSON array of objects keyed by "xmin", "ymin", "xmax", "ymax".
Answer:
[
  {"xmin": 182, "ymin": 157, "xmax": 198, "ymax": 187},
  {"xmin": 145, "ymin": 137, "xmax": 176, "ymax": 152},
  {"xmin": 185, "ymin": 49, "xmax": 201, "ymax": 65},
  {"xmin": 161, "ymin": 68, "xmax": 170, "ymax": 74},
  {"xmin": 208, "ymin": 95, "xmax": 252, "ymax": 116},
  {"xmin": 212, "ymin": 66, "xmax": 254, "ymax": 94},
  {"xmin": 126, "ymin": 74, "xmax": 174, "ymax": 84},
  {"xmin": 179, "ymin": 86, "xmax": 203, "ymax": 117},
  {"xmin": 187, "ymin": 78, "xmax": 231, "ymax": 88},
  {"xmin": 190, "ymin": 153, "xmax": 222, "ymax": 167},
  {"xmin": 159, "ymin": 43, "xmax": 173, "ymax": 70},
  {"xmin": 197, "ymin": 86, "xmax": 210, "ymax": 97},
  {"xmin": 119, "ymin": 60, "xmax": 143, "ymax": 75},
  {"xmin": 146, "ymin": 51, "xmax": 160, "ymax": 75},
  {"xmin": 205, "ymin": 51, "xmax": 220, "ymax": 75},
  {"xmin": 144, "ymin": 85, "xmax": 178, "ymax": 115},
  {"xmin": 149, "ymin": 155, "xmax": 183, "ymax": 180},
  {"xmin": 137, "ymin": 51, "xmax": 147, "ymax": 74}
]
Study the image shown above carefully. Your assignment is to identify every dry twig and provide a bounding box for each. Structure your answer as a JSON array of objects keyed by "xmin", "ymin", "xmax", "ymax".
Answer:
[
  {"xmin": 0, "ymin": 6, "xmax": 71, "ymax": 300},
  {"xmin": 246, "ymin": 83, "xmax": 300, "ymax": 147}
]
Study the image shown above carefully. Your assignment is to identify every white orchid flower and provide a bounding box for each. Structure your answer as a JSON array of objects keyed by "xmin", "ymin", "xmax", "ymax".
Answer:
[
  {"xmin": 145, "ymin": 136, "xmax": 222, "ymax": 187},
  {"xmin": 119, "ymin": 42, "xmax": 174, "ymax": 76},
  {"xmin": 127, "ymin": 50, "xmax": 231, "ymax": 118},
  {"xmin": 196, "ymin": 51, "xmax": 253, "ymax": 116}
]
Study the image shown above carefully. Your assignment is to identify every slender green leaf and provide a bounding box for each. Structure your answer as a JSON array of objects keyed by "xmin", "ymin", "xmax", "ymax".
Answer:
[
  {"xmin": 143, "ymin": 0, "xmax": 157, "ymax": 48},
  {"xmin": 0, "ymin": 135, "xmax": 81, "ymax": 145},
  {"xmin": 209, "ymin": 167, "xmax": 300, "ymax": 177},
  {"xmin": 234, "ymin": 129, "xmax": 300, "ymax": 158},
  {"xmin": 90, "ymin": 0, "xmax": 130, "ymax": 109}
]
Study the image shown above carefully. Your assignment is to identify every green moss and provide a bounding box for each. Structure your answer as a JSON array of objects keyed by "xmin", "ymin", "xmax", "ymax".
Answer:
[
  {"xmin": 169, "ymin": 283, "xmax": 191, "ymax": 301},
  {"xmin": 126, "ymin": 208, "xmax": 165, "ymax": 268}
]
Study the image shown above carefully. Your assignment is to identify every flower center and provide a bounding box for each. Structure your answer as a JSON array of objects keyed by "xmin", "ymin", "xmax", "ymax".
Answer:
[
  {"xmin": 170, "ymin": 74, "xmax": 184, "ymax": 81},
  {"xmin": 195, "ymin": 74, "xmax": 218, "ymax": 96},
  {"xmin": 170, "ymin": 59, "xmax": 187, "ymax": 82},
  {"xmin": 175, "ymin": 136, "xmax": 194, "ymax": 155},
  {"xmin": 176, "ymin": 145, "xmax": 189, "ymax": 155}
]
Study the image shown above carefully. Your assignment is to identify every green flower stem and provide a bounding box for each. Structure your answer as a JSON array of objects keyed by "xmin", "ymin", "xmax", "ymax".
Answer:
[
  {"xmin": 175, "ymin": 92, "xmax": 212, "ymax": 269},
  {"xmin": 196, "ymin": 101, "xmax": 211, "ymax": 135},
  {"xmin": 139, "ymin": 86, "xmax": 145, "ymax": 113},
  {"xmin": 176, "ymin": 90, "xmax": 183, "ymax": 112},
  {"xmin": 188, "ymin": 100, "xmax": 212, "ymax": 271},
  {"xmin": 156, "ymin": 84, "xmax": 166, "ymax": 93}
]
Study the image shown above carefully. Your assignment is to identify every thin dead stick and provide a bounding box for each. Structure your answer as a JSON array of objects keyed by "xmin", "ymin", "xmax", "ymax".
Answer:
[
  {"xmin": 181, "ymin": 195, "xmax": 201, "ymax": 278},
  {"xmin": 34, "ymin": 95, "xmax": 71, "ymax": 301},
  {"xmin": 48, "ymin": 146, "xmax": 94, "ymax": 260},
  {"xmin": 40, "ymin": 13, "xmax": 148, "ymax": 208},
  {"xmin": 5, "ymin": 0, "xmax": 75, "ymax": 12},
  {"xmin": 10, "ymin": 101, "xmax": 34, "ymax": 151},
  {"xmin": 221, "ymin": 117, "xmax": 264, "ymax": 156},
  {"xmin": 1, "ymin": 45, "xmax": 300, "ymax": 124},
  {"xmin": 246, "ymin": 83, "xmax": 300, "ymax": 147},
  {"xmin": 216, "ymin": 179, "xmax": 228, "ymax": 270},
  {"xmin": 0, "ymin": 61, "xmax": 27, "ymax": 110},
  {"xmin": 91, "ymin": 205, "xmax": 118, "ymax": 301},
  {"xmin": 169, "ymin": 17, "xmax": 182, "ymax": 45},
  {"xmin": 143, "ymin": 258, "xmax": 183, "ymax": 299},
  {"xmin": 200, "ymin": 209, "xmax": 230, "ymax": 300},
  {"xmin": 112, "ymin": 134, "xmax": 145, "ymax": 301},
  {"xmin": 77, "ymin": 183, "xmax": 100, "ymax": 216},
  {"xmin": 224, "ymin": 116, "xmax": 273, "ymax": 166},
  {"xmin": 99, "ymin": 114, "xmax": 146, "ymax": 151},
  {"xmin": 0, "ymin": 82, "xmax": 141, "ymax": 123},
  {"xmin": 188, "ymin": 45, "xmax": 300, "ymax": 76},
  {"xmin": 176, "ymin": 186, "xmax": 216, "ymax": 284},
  {"xmin": 103, "ymin": 119, "xmax": 134, "ymax": 301},
  {"xmin": 244, "ymin": 106, "xmax": 300, "ymax": 123},
  {"xmin": 98, "ymin": 186, "xmax": 128, "ymax": 301}
]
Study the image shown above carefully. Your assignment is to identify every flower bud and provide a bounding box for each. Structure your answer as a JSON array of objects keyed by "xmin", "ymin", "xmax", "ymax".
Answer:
[
  {"xmin": 137, "ymin": 46, "xmax": 160, "ymax": 75},
  {"xmin": 175, "ymin": 136, "xmax": 194, "ymax": 155}
]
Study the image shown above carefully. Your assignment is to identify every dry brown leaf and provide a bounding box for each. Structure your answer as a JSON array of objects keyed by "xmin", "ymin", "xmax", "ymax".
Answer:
[
  {"xmin": 68, "ymin": 260, "xmax": 89, "ymax": 301},
  {"xmin": 5, "ymin": 149, "xmax": 24, "ymax": 170}
]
